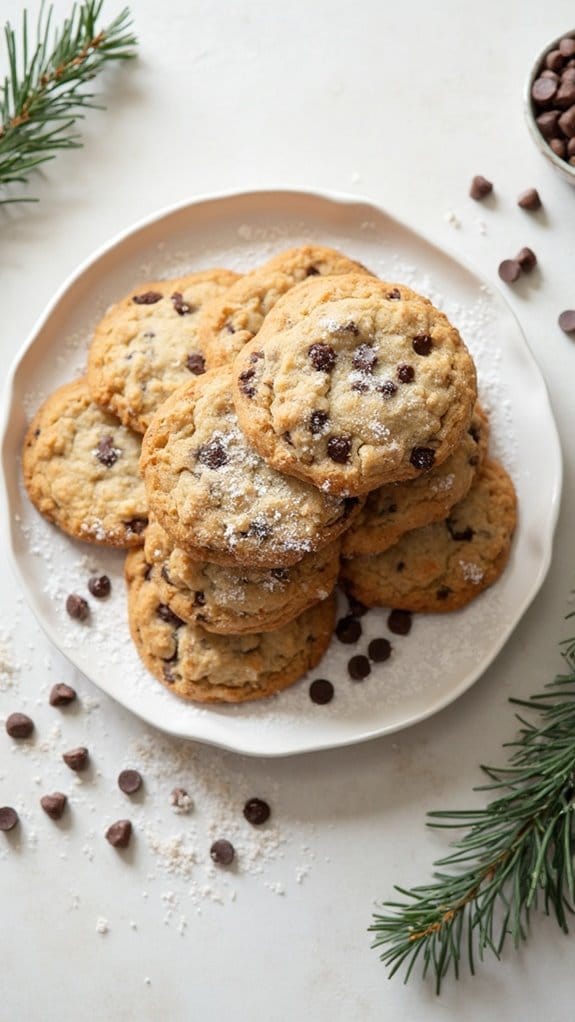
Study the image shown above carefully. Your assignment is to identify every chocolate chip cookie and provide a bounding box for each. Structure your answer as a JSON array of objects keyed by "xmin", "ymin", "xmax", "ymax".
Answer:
[
  {"xmin": 126, "ymin": 549, "xmax": 336, "ymax": 702},
  {"xmin": 340, "ymin": 459, "xmax": 517, "ymax": 612},
  {"xmin": 232, "ymin": 273, "xmax": 477, "ymax": 496},
  {"xmin": 87, "ymin": 268, "xmax": 239, "ymax": 433},
  {"xmin": 199, "ymin": 245, "xmax": 373, "ymax": 368},
  {"xmin": 22, "ymin": 378, "xmax": 148, "ymax": 546},
  {"xmin": 144, "ymin": 514, "xmax": 340, "ymax": 633},
  {"xmin": 341, "ymin": 403, "xmax": 489, "ymax": 558},
  {"xmin": 140, "ymin": 369, "xmax": 363, "ymax": 568}
]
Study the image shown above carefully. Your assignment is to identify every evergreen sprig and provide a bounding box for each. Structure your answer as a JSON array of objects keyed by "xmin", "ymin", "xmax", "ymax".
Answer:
[
  {"xmin": 370, "ymin": 621, "xmax": 575, "ymax": 993},
  {"xmin": 0, "ymin": 1, "xmax": 137, "ymax": 203}
]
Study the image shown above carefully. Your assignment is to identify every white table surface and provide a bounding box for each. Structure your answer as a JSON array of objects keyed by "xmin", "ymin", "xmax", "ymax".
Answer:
[{"xmin": 2, "ymin": 1, "xmax": 575, "ymax": 1019}]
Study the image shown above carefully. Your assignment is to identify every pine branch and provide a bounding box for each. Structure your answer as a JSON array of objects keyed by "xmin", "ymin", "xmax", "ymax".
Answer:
[
  {"xmin": 370, "ymin": 625, "xmax": 575, "ymax": 993},
  {"xmin": 0, "ymin": 0, "xmax": 137, "ymax": 203}
]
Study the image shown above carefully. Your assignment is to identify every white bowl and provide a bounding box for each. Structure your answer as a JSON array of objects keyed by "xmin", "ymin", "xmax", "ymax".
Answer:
[{"xmin": 524, "ymin": 30, "xmax": 575, "ymax": 186}]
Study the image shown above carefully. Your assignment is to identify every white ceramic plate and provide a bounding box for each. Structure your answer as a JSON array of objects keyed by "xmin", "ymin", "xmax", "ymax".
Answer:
[{"xmin": 0, "ymin": 189, "xmax": 562, "ymax": 757}]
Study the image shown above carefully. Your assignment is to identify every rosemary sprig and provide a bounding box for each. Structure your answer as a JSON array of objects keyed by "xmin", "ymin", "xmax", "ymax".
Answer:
[
  {"xmin": 0, "ymin": 1, "xmax": 137, "ymax": 203},
  {"xmin": 370, "ymin": 623, "xmax": 575, "ymax": 992}
]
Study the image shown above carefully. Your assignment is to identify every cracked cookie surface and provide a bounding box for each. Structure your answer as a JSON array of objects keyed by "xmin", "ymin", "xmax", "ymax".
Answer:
[
  {"xmin": 199, "ymin": 245, "xmax": 373, "ymax": 368},
  {"xmin": 140, "ymin": 369, "xmax": 363, "ymax": 568},
  {"xmin": 126, "ymin": 549, "xmax": 336, "ymax": 703},
  {"xmin": 341, "ymin": 403, "xmax": 489, "ymax": 558},
  {"xmin": 340, "ymin": 459, "xmax": 517, "ymax": 612},
  {"xmin": 87, "ymin": 268, "xmax": 239, "ymax": 433},
  {"xmin": 144, "ymin": 514, "xmax": 340, "ymax": 633},
  {"xmin": 232, "ymin": 273, "xmax": 477, "ymax": 495},
  {"xmin": 22, "ymin": 377, "xmax": 148, "ymax": 547}
]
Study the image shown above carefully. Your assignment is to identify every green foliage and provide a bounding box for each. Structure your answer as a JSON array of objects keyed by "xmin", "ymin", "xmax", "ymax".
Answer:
[
  {"xmin": 0, "ymin": 0, "xmax": 137, "ymax": 203},
  {"xmin": 370, "ymin": 624, "xmax": 575, "ymax": 992}
]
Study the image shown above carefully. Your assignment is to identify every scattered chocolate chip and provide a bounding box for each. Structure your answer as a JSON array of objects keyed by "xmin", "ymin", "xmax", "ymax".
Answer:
[
  {"xmin": 387, "ymin": 609, "xmax": 412, "ymax": 635},
  {"xmin": 196, "ymin": 437, "xmax": 228, "ymax": 469},
  {"xmin": 558, "ymin": 310, "xmax": 575, "ymax": 333},
  {"xmin": 557, "ymin": 81, "xmax": 575, "ymax": 108},
  {"xmin": 49, "ymin": 683, "xmax": 77, "ymax": 707},
  {"xmin": 308, "ymin": 343, "xmax": 337, "ymax": 371},
  {"xmin": 94, "ymin": 435, "xmax": 120, "ymax": 468},
  {"xmin": 65, "ymin": 594, "xmax": 89, "ymax": 621},
  {"xmin": 193, "ymin": 591, "xmax": 206, "ymax": 606},
  {"xmin": 517, "ymin": 188, "xmax": 542, "ymax": 210},
  {"xmin": 348, "ymin": 655, "xmax": 371, "ymax": 681},
  {"xmin": 224, "ymin": 320, "xmax": 236, "ymax": 333},
  {"xmin": 40, "ymin": 792, "xmax": 67, "ymax": 820},
  {"xmin": 106, "ymin": 819, "xmax": 132, "ymax": 848},
  {"xmin": 347, "ymin": 595, "xmax": 368, "ymax": 618},
  {"xmin": 352, "ymin": 344, "xmax": 377, "ymax": 373},
  {"xmin": 412, "ymin": 333, "xmax": 433, "ymax": 355},
  {"xmin": 186, "ymin": 352, "xmax": 206, "ymax": 375},
  {"xmin": 118, "ymin": 769, "xmax": 143, "ymax": 795},
  {"xmin": 515, "ymin": 247, "xmax": 537, "ymax": 272},
  {"xmin": 250, "ymin": 351, "xmax": 264, "ymax": 362},
  {"xmin": 305, "ymin": 265, "xmax": 320, "ymax": 276},
  {"xmin": 309, "ymin": 410, "xmax": 328, "ymax": 434},
  {"xmin": 309, "ymin": 678, "xmax": 334, "ymax": 704},
  {"xmin": 5, "ymin": 712, "xmax": 34, "ymax": 739},
  {"xmin": 436, "ymin": 586, "xmax": 452, "ymax": 601},
  {"xmin": 386, "ymin": 288, "xmax": 401, "ymax": 299},
  {"xmin": 0, "ymin": 807, "xmax": 19, "ymax": 831},
  {"xmin": 397, "ymin": 363, "xmax": 415, "ymax": 383},
  {"xmin": 210, "ymin": 838, "xmax": 235, "ymax": 865},
  {"xmin": 336, "ymin": 615, "xmax": 362, "ymax": 644},
  {"xmin": 125, "ymin": 517, "xmax": 147, "ymax": 536},
  {"xmin": 282, "ymin": 431, "xmax": 294, "ymax": 446},
  {"xmin": 532, "ymin": 75, "xmax": 558, "ymax": 103},
  {"xmin": 469, "ymin": 175, "xmax": 493, "ymax": 200},
  {"xmin": 378, "ymin": 380, "xmax": 398, "ymax": 399},
  {"xmin": 410, "ymin": 446, "xmax": 435, "ymax": 471},
  {"xmin": 171, "ymin": 291, "xmax": 195, "ymax": 316},
  {"xmin": 368, "ymin": 638, "xmax": 392, "ymax": 663},
  {"xmin": 88, "ymin": 575, "xmax": 111, "ymax": 598},
  {"xmin": 238, "ymin": 367, "xmax": 256, "ymax": 397},
  {"xmin": 498, "ymin": 259, "xmax": 522, "ymax": 283},
  {"xmin": 132, "ymin": 291, "xmax": 163, "ymax": 305},
  {"xmin": 396, "ymin": 561, "xmax": 405, "ymax": 572},
  {"xmin": 243, "ymin": 798, "xmax": 270, "ymax": 826},
  {"xmin": 327, "ymin": 435, "xmax": 352, "ymax": 463},
  {"xmin": 62, "ymin": 746, "xmax": 89, "ymax": 772},
  {"xmin": 156, "ymin": 604, "xmax": 185, "ymax": 627}
]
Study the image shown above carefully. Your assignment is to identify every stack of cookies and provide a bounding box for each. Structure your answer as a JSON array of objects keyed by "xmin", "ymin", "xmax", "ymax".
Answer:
[{"xmin": 22, "ymin": 245, "xmax": 517, "ymax": 705}]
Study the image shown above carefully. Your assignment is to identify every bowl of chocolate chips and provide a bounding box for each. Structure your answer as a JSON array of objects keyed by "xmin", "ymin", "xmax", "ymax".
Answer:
[{"xmin": 526, "ymin": 30, "xmax": 575, "ymax": 184}]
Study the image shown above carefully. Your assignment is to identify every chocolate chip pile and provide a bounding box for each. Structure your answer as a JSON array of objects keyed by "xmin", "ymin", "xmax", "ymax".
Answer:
[
  {"xmin": 22, "ymin": 244, "xmax": 516, "ymax": 706},
  {"xmin": 531, "ymin": 34, "xmax": 575, "ymax": 166}
]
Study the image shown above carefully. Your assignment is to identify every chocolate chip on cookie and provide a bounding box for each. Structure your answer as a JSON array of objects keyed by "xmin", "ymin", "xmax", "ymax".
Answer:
[
  {"xmin": 132, "ymin": 290, "xmax": 163, "ymax": 305},
  {"xmin": 308, "ymin": 343, "xmax": 337, "ymax": 371}
]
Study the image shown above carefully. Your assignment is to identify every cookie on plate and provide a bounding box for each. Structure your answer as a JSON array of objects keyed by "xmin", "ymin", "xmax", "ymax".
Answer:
[
  {"xmin": 232, "ymin": 273, "xmax": 477, "ymax": 496},
  {"xmin": 144, "ymin": 514, "xmax": 340, "ymax": 633},
  {"xmin": 199, "ymin": 245, "xmax": 373, "ymax": 368},
  {"xmin": 140, "ymin": 369, "xmax": 363, "ymax": 568},
  {"xmin": 340, "ymin": 459, "xmax": 517, "ymax": 612},
  {"xmin": 341, "ymin": 403, "xmax": 489, "ymax": 558},
  {"xmin": 126, "ymin": 549, "xmax": 336, "ymax": 703},
  {"xmin": 22, "ymin": 377, "xmax": 148, "ymax": 547},
  {"xmin": 87, "ymin": 268, "xmax": 239, "ymax": 434}
]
